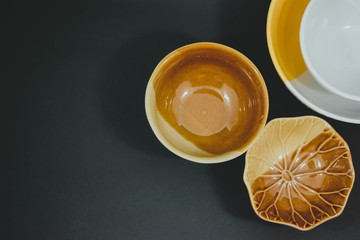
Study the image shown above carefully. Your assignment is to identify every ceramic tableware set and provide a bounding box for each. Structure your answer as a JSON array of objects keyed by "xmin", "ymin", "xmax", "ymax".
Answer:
[{"xmin": 145, "ymin": 0, "xmax": 359, "ymax": 231}]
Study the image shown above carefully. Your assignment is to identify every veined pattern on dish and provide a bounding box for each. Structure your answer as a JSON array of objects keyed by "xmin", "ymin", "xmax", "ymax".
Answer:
[{"xmin": 244, "ymin": 117, "xmax": 355, "ymax": 231}]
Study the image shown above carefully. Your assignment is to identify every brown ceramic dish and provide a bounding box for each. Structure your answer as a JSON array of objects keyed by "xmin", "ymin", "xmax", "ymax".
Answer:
[
  {"xmin": 145, "ymin": 42, "xmax": 269, "ymax": 163},
  {"xmin": 244, "ymin": 116, "xmax": 355, "ymax": 231}
]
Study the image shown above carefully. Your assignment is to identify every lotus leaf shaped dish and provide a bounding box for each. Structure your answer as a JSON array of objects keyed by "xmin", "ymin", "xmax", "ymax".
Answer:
[{"xmin": 244, "ymin": 116, "xmax": 355, "ymax": 230}]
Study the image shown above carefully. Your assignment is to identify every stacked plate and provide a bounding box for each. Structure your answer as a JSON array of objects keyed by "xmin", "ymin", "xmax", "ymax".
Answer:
[{"xmin": 267, "ymin": 0, "xmax": 360, "ymax": 124}]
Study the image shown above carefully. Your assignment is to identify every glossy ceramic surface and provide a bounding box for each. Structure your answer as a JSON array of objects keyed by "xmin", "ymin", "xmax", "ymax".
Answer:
[
  {"xmin": 300, "ymin": 0, "xmax": 360, "ymax": 101},
  {"xmin": 244, "ymin": 116, "xmax": 355, "ymax": 231},
  {"xmin": 267, "ymin": 0, "xmax": 360, "ymax": 123},
  {"xmin": 145, "ymin": 42, "xmax": 269, "ymax": 163}
]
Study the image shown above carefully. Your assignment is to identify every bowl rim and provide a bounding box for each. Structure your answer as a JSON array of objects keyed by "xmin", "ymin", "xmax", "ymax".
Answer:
[
  {"xmin": 144, "ymin": 42, "xmax": 269, "ymax": 163},
  {"xmin": 299, "ymin": 0, "xmax": 360, "ymax": 102}
]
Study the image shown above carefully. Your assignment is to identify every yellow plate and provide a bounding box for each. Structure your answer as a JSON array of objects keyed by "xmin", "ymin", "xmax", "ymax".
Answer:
[{"xmin": 267, "ymin": 0, "xmax": 360, "ymax": 124}]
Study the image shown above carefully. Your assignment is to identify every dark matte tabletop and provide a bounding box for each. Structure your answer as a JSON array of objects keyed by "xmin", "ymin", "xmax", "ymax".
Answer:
[{"xmin": 2, "ymin": 0, "xmax": 360, "ymax": 239}]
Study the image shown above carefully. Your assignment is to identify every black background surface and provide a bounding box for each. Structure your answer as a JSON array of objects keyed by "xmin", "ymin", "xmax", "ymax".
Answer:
[{"xmin": 2, "ymin": 0, "xmax": 360, "ymax": 239}]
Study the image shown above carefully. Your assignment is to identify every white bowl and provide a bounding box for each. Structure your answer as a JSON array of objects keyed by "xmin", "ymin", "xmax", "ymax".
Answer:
[
  {"xmin": 300, "ymin": 0, "xmax": 360, "ymax": 101},
  {"xmin": 267, "ymin": 0, "xmax": 360, "ymax": 124}
]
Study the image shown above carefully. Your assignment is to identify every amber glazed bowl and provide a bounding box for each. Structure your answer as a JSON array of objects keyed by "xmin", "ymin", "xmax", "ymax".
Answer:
[
  {"xmin": 244, "ymin": 116, "xmax": 355, "ymax": 231},
  {"xmin": 145, "ymin": 42, "xmax": 269, "ymax": 163}
]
